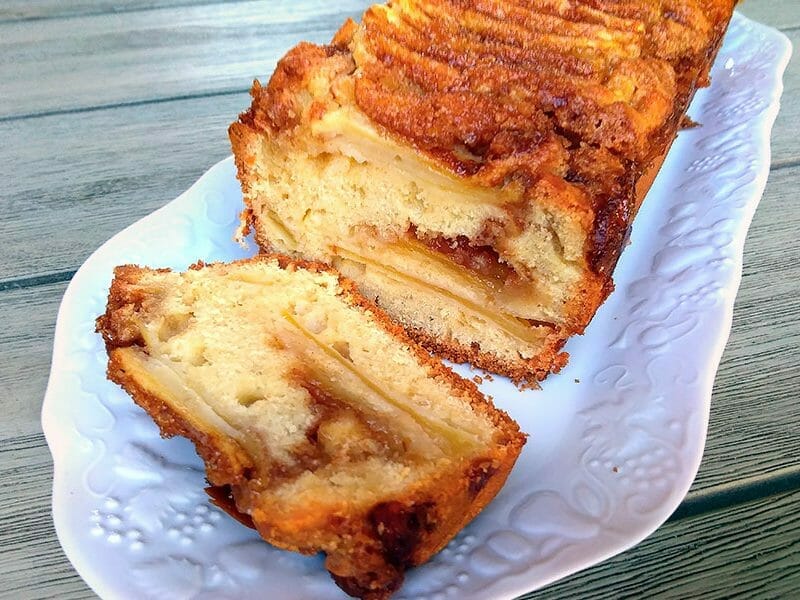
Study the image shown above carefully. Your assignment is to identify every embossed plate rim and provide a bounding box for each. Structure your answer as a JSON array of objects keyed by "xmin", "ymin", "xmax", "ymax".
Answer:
[{"xmin": 42, "ymin": 13, "xmax": 791, "ymax": 600}]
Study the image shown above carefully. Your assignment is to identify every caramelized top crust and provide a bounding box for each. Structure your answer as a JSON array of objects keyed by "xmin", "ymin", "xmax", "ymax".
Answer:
[
  {"xmin": 353, "ymin": 0, "xmax": 731, "ymax": 163},
  {"xmin": 238, "ymin": 0, "xmax": 734, "ymax": 274}
]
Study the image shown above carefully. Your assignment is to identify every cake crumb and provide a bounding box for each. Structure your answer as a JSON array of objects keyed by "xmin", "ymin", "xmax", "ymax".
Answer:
[
  {"xmin": 612, "ymin": 466, "xmax": 619, "ymax": 473},
  {"xmin": 680, "ymin": 115, "xmax": 700, "ymax": 129},
  {"xmin": 517, "ymin": 379, "xmax": 541, "ymax": 391},
  {"xmin": 472, "ymin": 375, "xmax": 483, "ymax": 385}
]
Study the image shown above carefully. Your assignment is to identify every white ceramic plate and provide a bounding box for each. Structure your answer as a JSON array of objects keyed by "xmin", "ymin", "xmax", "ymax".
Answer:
[{"xmin": 43, "ymin": 14, "xmax": 791, "ymax": 600}]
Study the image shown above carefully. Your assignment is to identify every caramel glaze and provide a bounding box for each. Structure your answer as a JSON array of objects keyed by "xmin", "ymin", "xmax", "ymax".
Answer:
[
  {"xmin": 206, "ymin": 484, "xmax": 256, "ymax": 529},
  {"xmin": 414, "ymin": 228, "xmax": 518, "ymax": 288},
  {"xmin": 292, "ymin": 376, "xmax": 407, "ymax": 469},
  {"xmin": 242, "ymin": 0, "xmax": 734, "ymax": 279}
]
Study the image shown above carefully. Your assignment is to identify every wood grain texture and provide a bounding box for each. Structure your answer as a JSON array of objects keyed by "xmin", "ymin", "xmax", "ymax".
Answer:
[
  {"xmin": 520, "ymin": 488, "xmax": 800, "ymax": 599},
  {"xmin": 0, "ymin": 93, "xmax": 249, "ymax": 283},
  {"xmin": 738, "ymin": 0, "xmax": 800, "ymax": 31},
  {"xmin": 0, "ymin": 434, "xmax": 94, "ymax": 600},
  {"xmin": 0, "ymin": 0, "xmax": 370, "ymax": 119},
  {"xmin": 694, "ymin": 164, "xmax": 800, "ymax": 491},
  {"xmin": 0, "ymin": 0, "xmax": 244, "ymax": 23},
  {"xmin": 2, "ymin": 0, "xmax": 797, "ymax": 28},
  {"xmin": 0, "ymin": 282, "xmax": 65, "ymax": 440}
]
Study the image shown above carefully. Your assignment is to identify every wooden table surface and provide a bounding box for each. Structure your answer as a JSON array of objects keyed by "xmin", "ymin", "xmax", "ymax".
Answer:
[{"xmin": 1, "ymin": 1, "xmax": 797, "ymax": 598}]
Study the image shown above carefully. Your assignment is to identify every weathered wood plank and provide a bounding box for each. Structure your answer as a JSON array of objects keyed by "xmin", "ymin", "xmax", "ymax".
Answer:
[
  {"xmin": 0, "ymin": 0, "xmax": 370, "ymax": 119},
  {"xmin": 0, "ymin": 434, "xmax": 95, "ymax": 600},
  {"xmin": 2, "ymin": 0, "xmax": 796, "ymax": 29},
  {"xmin": 2, "ymin": 0, "xmax": 797, "ymax": 29},
  {"xmin": 738, "ymin": 0, "xmax": 800, "ymax": 31},
  {"xmin": 522, "ymin": 488, "xmax": 800, "ymax": 599},
  {"xmin": 0, "ymin": 0, "xmax": 241, "ymax": 22},
  {"xmin": 0, "ymin": 93, "xmax": 250, "ymax": 283},
  {"xmin": 0, "ymin": 282, "xmax": 65, "ymax": 440},
  {"xmin": 0, "ymin": 0, "xmax": 243, "ymax": 23},
  {"xmin": 696, "ymin": 163, "xmax": 800, "ymax": 490}
]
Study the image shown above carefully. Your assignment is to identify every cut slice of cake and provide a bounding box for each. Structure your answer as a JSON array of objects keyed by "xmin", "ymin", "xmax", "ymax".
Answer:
[
  {"xmin": 96, "ymin": 256, "xmax": 525, "ymax": 599},
  {"xmin": 229, "ymin": 0, "xmax": 735, "ymax": 384}
]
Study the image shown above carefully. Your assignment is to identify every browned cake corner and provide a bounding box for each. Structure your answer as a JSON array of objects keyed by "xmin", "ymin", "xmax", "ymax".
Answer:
[
  {"xmin": 229, "ymin": 0, "xmax": 736, "ymax": 386},
  {"xmin": 96, "ymin": 256, "xmax": 525, "ymax": 599}
]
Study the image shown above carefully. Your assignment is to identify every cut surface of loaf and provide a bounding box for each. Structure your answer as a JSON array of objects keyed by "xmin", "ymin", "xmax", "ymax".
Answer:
[
  {"xmin": 96, "ymin": 256, "xmax": 525, "ymax": 599},
  {"xmin": 229, "ymin": 0, "xmax": 735, "ymax": 384}
]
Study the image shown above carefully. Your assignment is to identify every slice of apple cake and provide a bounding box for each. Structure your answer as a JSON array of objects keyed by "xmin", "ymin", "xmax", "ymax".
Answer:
[
  {"xmin": 229, "ymin": 0, "xmax": 735, "ymax": 384},
  {"xmin": 96, "ymin": 256, "xmax": 524, "ymax": 599}
]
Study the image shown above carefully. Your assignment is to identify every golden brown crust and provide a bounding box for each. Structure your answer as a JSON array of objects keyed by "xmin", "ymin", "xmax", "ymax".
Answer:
[
  {"xmin": 105, "ymin": 349, "xmax": 255, "ymax": 485},
  {"xmin": 229, "ymin": 1, "xmax": 735, "ymax": 384},
  {"xmin": 96, "ymin": 255, "xmax": 525, "ymax": 599},
  {"xmin": 98, "ymin": 265, "xmax": 256, "ymax": 485},
  {"xmin": 408, "ymin": 325, "xmax": 567, "ymax": 386}
]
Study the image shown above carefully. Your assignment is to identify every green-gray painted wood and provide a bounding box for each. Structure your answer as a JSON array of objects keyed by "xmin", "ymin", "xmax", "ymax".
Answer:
[
  {"xmin": 738, "ymin": 0, "xmax": 800, "ymax": 31},
  {"xmin": 0, "ymin": 434, "xmax": 95, "ymax": 600},
  {"xmin": 0, "ymin": 93, "xmax": 250, "ymax": 283},
  {"xmin": 3, "ymin": 0, "xmax": 797, "ymax": 30},
  {"xmin": 0, "ymin": 0, "xmax": 369, "ymax": 119},
  {"xmin": 520, "ymin": 488, "xmax": 800, "ymax": 599},
  {"xmin": 0, "ymin": 0, "xmax": 244, "ymax": 23},
  {"xmin": 0, "ymin": 282, "xmax": 66, "ymax": 440}
]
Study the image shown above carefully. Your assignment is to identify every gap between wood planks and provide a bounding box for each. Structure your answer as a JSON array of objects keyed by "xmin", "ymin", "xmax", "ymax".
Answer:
[
  {"xmin": 770, "ymin": 157, "xmax": 800, "ymax": 171},
  {"xmin": 0, "ymin": 271, "xmax": 76, "ymax": 293},
  {"xmin": 670, "ymin": 465, "xmax": 800, "ymax": 522},
  {"xmin": 0, "ymin": 89, "xmax": 247, "ymax": 124}
]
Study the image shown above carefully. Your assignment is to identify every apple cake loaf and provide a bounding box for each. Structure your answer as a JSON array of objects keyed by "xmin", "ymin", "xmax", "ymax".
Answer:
[
  {"xmin": 229, "ymin": 0, "xmax": 735, "ymax": 384},
  {"xmin": 96, "ymin": 256, "xmax": 525, "ymax": 599}
]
